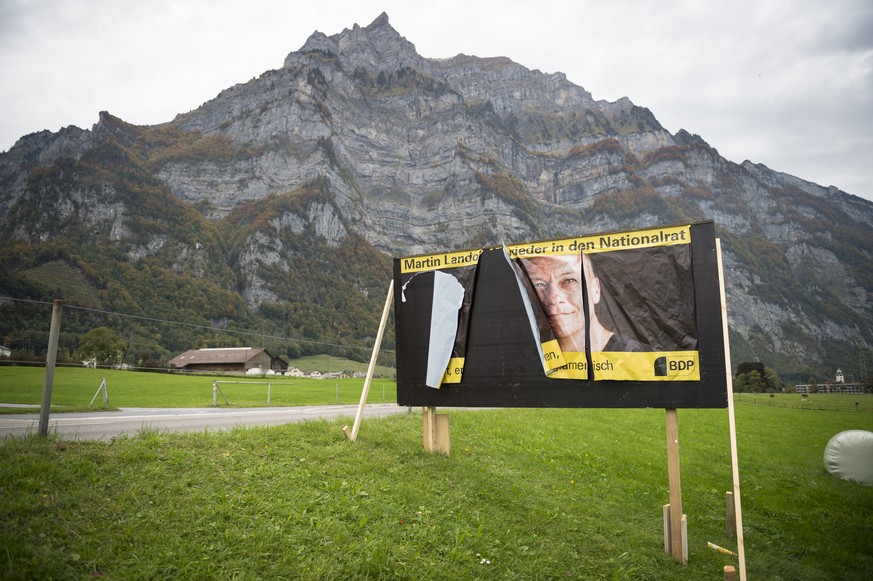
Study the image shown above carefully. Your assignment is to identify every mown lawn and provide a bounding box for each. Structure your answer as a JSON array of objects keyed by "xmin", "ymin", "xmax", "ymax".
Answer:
[{"xmin": 2, "ymin": 404, "xmax": 871, "ymax": 579}]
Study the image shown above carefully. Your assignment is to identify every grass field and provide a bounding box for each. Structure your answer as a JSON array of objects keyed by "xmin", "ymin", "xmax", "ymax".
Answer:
[
  {"xmin": 735, "ymin": 392, "xmax": 872, "ymax": 413},
  {"xmin": 0, "ymin": 365, "xmax": 396, "ymax": 410},
  {"xmin": 288, "ymin": 354, "xmax": 396, "ymax": 379},
  {"xmin": 2, "ymin": 393, "xmax": 872, "ymax": 578}
]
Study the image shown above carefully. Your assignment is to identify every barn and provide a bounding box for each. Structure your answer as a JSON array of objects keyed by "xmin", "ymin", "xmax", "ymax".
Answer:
[{"xmin": 168, "ymin": 347, "xmax": 287, "ymax": 374}]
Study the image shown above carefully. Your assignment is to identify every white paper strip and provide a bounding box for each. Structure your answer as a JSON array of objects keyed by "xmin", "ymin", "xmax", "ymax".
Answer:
[{"xmin": 426, "ymin": 270, "xmax": 465, "ymax": 388}]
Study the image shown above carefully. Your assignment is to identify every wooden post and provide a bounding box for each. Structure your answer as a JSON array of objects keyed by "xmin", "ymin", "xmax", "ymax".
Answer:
[
  {"xmin": 662, "ymin": 503, "xmax": 688, "ymax": 563},
  {"xmin": 662, "ymin": 504, "xmax": 670, "ymax": 554},
  {"xmin": 665, "ymin": 408, "xmax": 687, "ymax": 563},
  {"xmin": 344, "ymin": 280, "xmax": 394, "ymax": 442},
  {"xmin": 717, "ymin": 239, "xmax": 747, "ymax": 581},
  {"xmin": 423, "ymin": 406, "xmax": 436, "ymax": 452},
  {"xmin": 680, "ymin": 514, "xmax": 688, "ymax": 562},
  {"xmin": 38, "ymin": 299, "xmax": 63, "ymax": 437},
  {"xmin": 726, "ymin": 491, "xmax": 736, "ymax": 537},
  {"xmin": 438, "ymin": 414, "xmax": 450, "ymax": 453},
  {"xmin": 724, "ymin": 565, "xmax": 737, "ymax": 581},
  {"xmin": 422, "ymin": 406, "xmax": 450, "ymax": 455}
]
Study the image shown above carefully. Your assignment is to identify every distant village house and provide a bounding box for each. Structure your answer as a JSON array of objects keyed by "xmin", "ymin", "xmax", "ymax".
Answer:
[
  {"xmin": 169, "ymin": 347, "xmax": 288, "ymax": 374},
  {"xmin": 286, "ymin": 367, "xmax": 305, "ymax": 377},
  {"xmin": 795, "ymin": 368, "xmax": 864, "ymax": 394}
]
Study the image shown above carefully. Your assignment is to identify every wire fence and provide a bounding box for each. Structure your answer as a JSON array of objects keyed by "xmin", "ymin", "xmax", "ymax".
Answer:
[{"xmin": 734, "ymin": 393, "xmax": 873, "ymax": 413}]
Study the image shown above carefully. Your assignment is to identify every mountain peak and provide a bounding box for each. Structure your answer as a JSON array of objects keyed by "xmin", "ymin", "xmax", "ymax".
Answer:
[
  {"xmin": 292, "ymin": 12, "xmax": 421, "ymax": 72},
  {"xmin": 365, "ymin": 11, "xmax": 391, "ymax": 30}
]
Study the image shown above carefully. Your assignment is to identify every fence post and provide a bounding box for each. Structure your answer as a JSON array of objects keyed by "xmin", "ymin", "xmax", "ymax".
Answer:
[
  {"xmin": 38, "ymin": 299, "xmax": 63, "ymax": 437},
  {"xmin": 89, "ymin": 377, "xmax": 108, "ymax": 408}
]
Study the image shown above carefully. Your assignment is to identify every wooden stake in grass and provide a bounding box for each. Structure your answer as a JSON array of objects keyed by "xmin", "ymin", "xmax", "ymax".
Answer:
[
  {"xmin": 726, "ymin": 491, "xmax": 736, "ymax": 537},
  {"xmin": 422, "ymin": 406, "xmax": 450, "ymax": 455},
  {"xmin": 664, "ymin": 408, "xmax": 688, "ymax": 563},
  {"xmin": 344, "ymin": 280, "xmax": 394, "ymax": 442}
]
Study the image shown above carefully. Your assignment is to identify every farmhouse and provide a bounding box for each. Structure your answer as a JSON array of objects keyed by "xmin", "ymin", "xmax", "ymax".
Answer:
[
  {"xmin": 286, "ymin": 366, "xmax": 305, "ymax": 377},
  {"xmin": 169, "ymin": 347, "xmax": 288, "ymax": 374}
]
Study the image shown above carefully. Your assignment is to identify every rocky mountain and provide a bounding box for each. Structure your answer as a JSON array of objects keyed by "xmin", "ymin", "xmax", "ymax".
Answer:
[{"xmin": 1, "ymin": 12, "xmax": 871, "ymax": 381}]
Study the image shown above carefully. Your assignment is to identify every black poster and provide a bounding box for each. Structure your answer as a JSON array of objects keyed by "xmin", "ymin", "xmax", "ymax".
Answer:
[{"xmin": 394, "ymin": 221, "xmax": 728, "ymax": 408}]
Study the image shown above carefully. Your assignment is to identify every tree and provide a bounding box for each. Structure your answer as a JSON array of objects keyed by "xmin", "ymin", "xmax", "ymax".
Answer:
[
  {"xmin": 733, "ymin": 374, "xmax": 748, "ymax": 393},
  {"xmin": 77, "ymin": 327, "xmax": 125, "ymax": 366},
  {"xmin": 745, "ymin": 370, "xmax": 765, "ymax": 393},
  {"xmin": 734, "ymin": 363, "xmax": 785, "ymax": 393},
  {"xmin": 763, "ymin": 367, "xmax": 784, "ymax": 392}
]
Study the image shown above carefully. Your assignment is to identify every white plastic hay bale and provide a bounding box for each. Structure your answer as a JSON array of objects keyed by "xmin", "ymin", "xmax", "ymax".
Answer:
[{"xmin": 823, "ymin": 430, "xmax": 873, "ymax": 486}]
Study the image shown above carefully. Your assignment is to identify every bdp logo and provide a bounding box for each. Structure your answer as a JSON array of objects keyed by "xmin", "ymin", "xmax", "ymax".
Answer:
[{"xmin": 654, "ymin": 356, "xmax": 696, "ymax": 378}]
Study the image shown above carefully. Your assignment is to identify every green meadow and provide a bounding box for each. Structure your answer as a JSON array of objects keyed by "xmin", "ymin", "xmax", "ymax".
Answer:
[
  {"xmin": 1, "ymin": 367, "xmax": 872, "ymax": 579},
  {"xmin": 0, "ymin": 365, "xmax": 396, "ymax": 410}
]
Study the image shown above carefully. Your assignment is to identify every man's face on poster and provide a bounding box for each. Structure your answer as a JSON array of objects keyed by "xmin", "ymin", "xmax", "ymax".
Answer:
[{"xmin": 521, "ymin": 254, "xmax": 586, "ymax": 350}]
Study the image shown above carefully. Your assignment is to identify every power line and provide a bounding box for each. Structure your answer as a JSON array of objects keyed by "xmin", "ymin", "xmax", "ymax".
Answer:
[{"xmin": 0, "ymin": 296, "xmax": 394, "ymax": 354}]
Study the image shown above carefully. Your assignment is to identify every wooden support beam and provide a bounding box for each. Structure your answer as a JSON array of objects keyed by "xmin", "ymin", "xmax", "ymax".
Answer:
[
  {"xmin": 663, "ymin": 503, "xmax": 688, "ymax": 563},
  {"xmin": 665, "ymin": 408, "xmax": 686, "ymax": 563},
  {"xmin": 726, "ymin": 491, "xmax": 736, "ymax": 538},
  {"xmin": 435, "ymin": 413, "xmax": 450, "ymax": 455},
  {"xmin": 343, "ymin": 280, "xmax": 394, "ymax": 442},
  {"xmin": 423, "ymin": 406, "xmax": 436, "ymax": 452},
  {"xmin": 717, "ymin": 239, "xmax": 747, "ymax": 581},
  {"xmin": 663, "ymin": 504, "xmax": 670, "ymax": 554},
  {"xmin": 422, "ymin": 406, "xmax": 450, "ymax": 455}
]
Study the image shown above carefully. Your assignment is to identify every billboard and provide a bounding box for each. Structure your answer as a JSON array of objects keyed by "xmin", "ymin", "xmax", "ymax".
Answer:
[{"xmin": 394, "ymin": 221, "xmax": 728, "ymax": 408}]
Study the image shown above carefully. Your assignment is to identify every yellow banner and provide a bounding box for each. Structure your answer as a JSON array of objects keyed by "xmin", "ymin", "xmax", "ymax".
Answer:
[
  {"xmin": 541, "ymin": 339, "xmax": 567, "ymax": 373},
  {"xmin": 440, "ymin": 357, "xmax": 465, "ymax": 385},
  {"xmin": 400, "ymin": 249, "xmax": 483, "ymax": 273},
  {"xmin": 505, "ymin": 224, "xmax": 691, "ymax": 258},
  {"xmin": 590, "ymin": 351, "xmax": 700, "ymax": 381},
  {"xmin": 547, "ymin": 351, "xmax": 588, "ymax": 380}
]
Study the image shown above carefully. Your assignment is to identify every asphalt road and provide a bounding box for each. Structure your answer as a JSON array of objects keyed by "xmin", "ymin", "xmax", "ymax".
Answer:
[{"xmin": 0, "ymin": 403, "xmax": 409, "ymax": 440}]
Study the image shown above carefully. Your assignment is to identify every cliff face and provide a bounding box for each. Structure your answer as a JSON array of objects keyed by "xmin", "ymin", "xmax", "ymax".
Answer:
[{"xmin": 1, "ymin": 12, "xmax": 871, "ymax": 378}]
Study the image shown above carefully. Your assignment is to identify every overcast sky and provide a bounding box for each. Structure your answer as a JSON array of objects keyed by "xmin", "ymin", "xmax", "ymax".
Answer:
[{"xmin": 2, "ymin": 0, "xmax": 871, "ymax": 201}]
